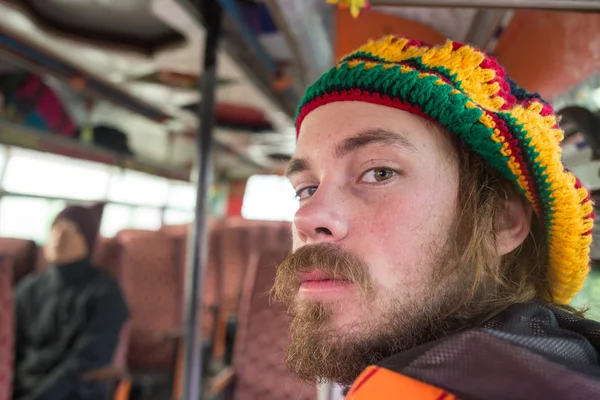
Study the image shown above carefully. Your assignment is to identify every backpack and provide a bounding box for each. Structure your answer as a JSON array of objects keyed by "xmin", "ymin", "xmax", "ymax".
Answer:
[
  {"xmin": 76, "ymin": 124, "xmax": 134, "ymax": 156},
  {"xmin": 0, "ymin": 73, "xmax": 76, "ymax": 137}
]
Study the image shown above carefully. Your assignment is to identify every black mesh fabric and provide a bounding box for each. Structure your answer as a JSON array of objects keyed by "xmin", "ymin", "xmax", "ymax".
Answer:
[{"xmin": 377, "ymin": 301, "xmax": 600, "ymax": 400}]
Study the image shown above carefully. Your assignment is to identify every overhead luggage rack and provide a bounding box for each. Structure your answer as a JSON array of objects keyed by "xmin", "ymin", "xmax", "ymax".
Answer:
[
  {"xmin": 0, "ymin": 120, "xmax": 190, "ymax": 182},
  {"xmin": 0, "ymin": 29, "xmax": 172, "ymax": 123}
]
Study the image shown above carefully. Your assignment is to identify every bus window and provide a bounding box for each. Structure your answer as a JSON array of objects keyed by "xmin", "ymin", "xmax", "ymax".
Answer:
[
  {"xmin": 164, "ymin": 209, "xmax": 194, "ymax": 225},
  {"xmin": 241, "ymin": 174, "xmax": 298, "ymax": 221},
  {"xmin": 167, "ymin": 182, "xmax": 196, "ymax": 210},
  {"xmin": 100, "ymin": 204, "xmax": 163, "ymax": 237},
  {"xmin": 107, "ymin": 170, "xmax": 170, "ymax": 207},
  {"xmin": 131, "ymin": 206, "xmax": 162, "ymax": 231},
  {"xmin": 0, "ymin": 144, "xmax": 6, "ymax": 179},
  {"xmin": 2, "ymin": 148, "xmax": 112, "ymax": 201},
  {"xmin": 0, "ymin": 196, "xmax": 66, "ymax": 243},
  {"xmin": 100, "ymin": 203, "xmax": 133, "ymax": 238}
]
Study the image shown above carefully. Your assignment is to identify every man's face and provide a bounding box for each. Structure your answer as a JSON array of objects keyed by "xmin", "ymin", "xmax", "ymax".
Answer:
[
  {"xmin": 272, "ymin": 102, "xmax": 470, "ymax": 385},
  {"xmin": 45, "ymin": 219, "xmax": 88, "ymax": 264}
]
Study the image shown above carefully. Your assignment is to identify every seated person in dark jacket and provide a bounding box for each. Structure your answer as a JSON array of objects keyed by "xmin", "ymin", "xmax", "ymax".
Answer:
[{"xmin": 13, "ymin": 206, "xmax": 128, "ymax": 400}]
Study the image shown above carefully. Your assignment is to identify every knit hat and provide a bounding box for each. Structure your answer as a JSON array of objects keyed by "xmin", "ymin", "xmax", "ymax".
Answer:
[
  {"xmin": 295, "ymin": 36, "xmax": 594, "ymax": 305},
  {"xmin": 54, "ymin": 205, "xmax": 100, "ymax": 254}
]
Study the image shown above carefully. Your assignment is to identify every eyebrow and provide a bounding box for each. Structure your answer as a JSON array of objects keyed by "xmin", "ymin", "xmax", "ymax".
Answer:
[
  {"xmin": 285, "ymin": 128, "xmax": 417, "ymax": 178},
  {"xmin": 285, "ymin": 157, "xmax": 309, "ymax": 179},
  {"xmin": 334, "ymin": 128, "xmax": 417, "ymax": 158}
]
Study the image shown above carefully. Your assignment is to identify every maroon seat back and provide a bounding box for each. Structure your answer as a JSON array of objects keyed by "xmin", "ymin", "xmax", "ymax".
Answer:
[
  {"xmin": 0, "ymin": 238, "xmax": 38, "ymax": 284},
  {"xmin": 93, "ymin": 236, "xmax": 131, "ymax": 371},
  {"xmin": 216, "ymin": 219, "xmax": 292, "ymax": 313},
  {"xmin": 162, "ymin": 224, "xmax": 219, "ymax": 339},
  {"xmin": 92, "ymin": 236, "xmax": 122, "ymax": 281},
  {"xmin": 114, "ymin": 230, "xmax": 185, "ymax": 371},
  {"xmin": 216, "ymin": 225, "xmax": 252, "ymax": 313},
  {"xmin": 233, "ymin": 249, "xmax": 314, "ymax": 400},
  {"xmin": 0, "ymin": 257, "xmax": 14, "ymax": 400}
]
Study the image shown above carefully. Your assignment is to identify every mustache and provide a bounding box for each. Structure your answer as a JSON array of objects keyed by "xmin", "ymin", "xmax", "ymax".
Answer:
[{"xmin": 270, "ymin": 243, "xmax": 374, "ymax": 303}]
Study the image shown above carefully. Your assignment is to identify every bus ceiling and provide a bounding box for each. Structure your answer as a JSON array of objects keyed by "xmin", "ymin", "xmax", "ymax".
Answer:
[
  {"xmin": 0, "ymin": 1, "xmax": 598, "ymax": 183},
  {"xmin": 0, "ymin": 0, "xmax": 296, "ymax": 182}
]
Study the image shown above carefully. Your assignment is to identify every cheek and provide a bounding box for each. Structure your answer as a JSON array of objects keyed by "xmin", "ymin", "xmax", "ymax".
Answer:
[{"xmin": 358, "ymin": 189, "xmax": 456, "ymax": 293}]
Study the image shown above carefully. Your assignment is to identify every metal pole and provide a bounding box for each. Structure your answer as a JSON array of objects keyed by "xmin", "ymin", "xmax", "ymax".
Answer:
[
  {"xmin": 369, "ymin": 0, "xmax": 600, "ymax": 11},
  {"xmin": 183, "ymin": 0, "xmax": 222, "ymax": 399},
  {"xmin": 317, "ymin": 382, "xmax": 333, "ymax": 400}
]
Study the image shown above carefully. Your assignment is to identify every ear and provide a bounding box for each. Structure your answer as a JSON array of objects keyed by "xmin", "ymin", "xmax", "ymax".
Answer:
[{"xmin": 495, "ymin": 194, "xmax": 532, "ymax": 256}]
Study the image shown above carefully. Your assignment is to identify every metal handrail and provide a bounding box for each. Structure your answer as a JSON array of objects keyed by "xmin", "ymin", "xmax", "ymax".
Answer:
[{"xmin": 369, "ymin": 0, "xmax": 600, "ymax": 11}]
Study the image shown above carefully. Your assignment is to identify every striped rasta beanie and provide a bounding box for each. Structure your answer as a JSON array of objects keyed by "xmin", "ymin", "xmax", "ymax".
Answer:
[{"xmin": 295, "ymin": 36, "xmax": 594, "ymax": 305}]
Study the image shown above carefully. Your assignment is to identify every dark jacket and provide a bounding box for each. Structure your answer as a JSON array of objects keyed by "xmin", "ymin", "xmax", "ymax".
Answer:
[
  {"xmin": 13, "ymin": 258, "xmax": 128, "ymax": 400},
  {"xmin": 347, "ymin": 301, "xmax": 600, "ymax": 399}
]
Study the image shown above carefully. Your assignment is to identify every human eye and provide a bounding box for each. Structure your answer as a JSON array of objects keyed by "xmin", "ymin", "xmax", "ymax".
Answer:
[
  {"xmin": 360, "ymin": 167, "xmax": 398, "ymax": 184},
  {"xmin": 295, "ymin": 186, "xmax": 318, "ymax": 200}
]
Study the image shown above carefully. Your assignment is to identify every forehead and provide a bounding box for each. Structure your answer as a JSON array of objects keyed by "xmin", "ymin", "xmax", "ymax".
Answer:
[
  {"xmin": 296, "ymin": 102, "xmax": 446, "ymax": 154},
  {"xmin": 52, "ymin": 218, "xmax": 78, "ymax": 232}
]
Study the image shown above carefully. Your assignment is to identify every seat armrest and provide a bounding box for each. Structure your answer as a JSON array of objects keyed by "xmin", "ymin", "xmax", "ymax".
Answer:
[
  {"xmin": 208, "ymin": 366, "xmax": 235, "ymax": 397},
  {"xmin": 84, "ymin": 366, "xmax": 130, "ymax": 382},
  {"xmin": 156, "ymin": 326, "xmax": 186, "ymax": 342}
]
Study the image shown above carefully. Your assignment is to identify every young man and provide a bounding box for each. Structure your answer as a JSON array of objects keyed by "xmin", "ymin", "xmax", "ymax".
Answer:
[
  {"xmin": 271, "ymin": 36, "xmax": 600, "ymax": 399},
  {"xmin": 14, "ymin": 206, "xmax": 128, "ymax": 400}
]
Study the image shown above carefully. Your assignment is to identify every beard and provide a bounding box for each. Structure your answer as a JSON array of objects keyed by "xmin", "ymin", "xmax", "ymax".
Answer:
[{"xmin": 270, "ymin": 242, "xmax": 479, "ymax": 387}]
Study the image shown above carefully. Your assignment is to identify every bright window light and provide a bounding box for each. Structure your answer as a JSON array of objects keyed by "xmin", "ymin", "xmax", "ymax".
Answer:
[
  {"xmin": 241, "ymin": 175, "xmax": 298, "ymax": 222},
  {"xmin": 100, "ymin": 203, "xmax": 133, "ymax": 237},
  {"xmin": 164, "ymin": 208, "xmax": 194, "ymax": 225},
  {"xmin": 2, "ymin": 148, "xmax": 112, "ymax": 200},
  {"xmin": 167, "ymin": 181, "xmax": 196, "ymax": 210},
  {"xmin": 108, "ymin": 170, "xmax": 170, "ymax": 207},
  {"xmin": 0, "ymin": 145, "xmax": 6, "ymax": 183},
  {"xmin": 591, "ymin": 87, "xmax": 600, "ymax": 109},
  {"xmin": 0, "ymin": 196, "xmax": 66, "ymax": 243},
  {"xmin": 131, "ymin": 207, "xmax": 162, "ymax": 231},
  {"xmin": 101, "ymin": 204, "xmax": 163, "ymax": 237}
]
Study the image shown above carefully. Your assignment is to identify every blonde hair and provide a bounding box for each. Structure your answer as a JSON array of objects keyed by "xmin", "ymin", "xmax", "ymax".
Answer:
[{"xmin": 439, "ymin": 132, "xmax": 556, "ymax": 319}]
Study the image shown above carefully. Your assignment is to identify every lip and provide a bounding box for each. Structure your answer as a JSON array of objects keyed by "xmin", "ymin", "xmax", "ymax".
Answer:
[
  {"xmin": 299, "ymin": 270, "xmax": 334, "ymax": 283},
  {"xmin": 298, "ymin": 270, "xmax": 352, "ymax": 298}
]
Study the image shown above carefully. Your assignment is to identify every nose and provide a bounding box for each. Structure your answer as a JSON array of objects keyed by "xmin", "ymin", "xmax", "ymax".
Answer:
[{"xmin": 293, "ymin": 186, "xmax": 348, "ymax": 245}]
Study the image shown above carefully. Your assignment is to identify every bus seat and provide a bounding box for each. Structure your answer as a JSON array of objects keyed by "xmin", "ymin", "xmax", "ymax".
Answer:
[
  {"xmin": 160, "ymin": 218, "xmax": 217, "ymax": 239},
  {"xmin": 160, "ymin": 224, "xmax": 190, "ymax": 238},
  {"xmin": 215, "ymin": 221, "xmax": 291, "ymax": 362},
  {"xmin": 203, "ymin": 228, "xmax": 221, "ymax": 337},
  {"xmin": 112, "ymin": 321, "xmax": 131, "ymax": 371},
  {"xmin": 238, "ymin": 220, "xmax": 292, "ymax": 255},
  {"xmin": 0, "ymin": 256, "xmax": 14, "ymax": 400},
  {"xmin": 218, "ymin": 225, "xmax": 253, "ymax": 313},
  {"xmin": 93, "ymin": 238, "xmax": 132, "ymax": 370},
  {"xmin": 162, "ymin": 223, "xmax": 219, "ymax": 339},
  {"xmin": 0, "ymin": 238, "xmax": 38, "ymax": 284},
  {"xmin": 272, "ymin": 222, "xmax": 293, "ymax": 254},
  {"xmin": 35, "ymin": 246, "xmax": 47, "ymax": 273},
  {"xmin": 83, "ymin": 321, "xmax": 132, "ymax": 399},
  {"xmin": 114, "ymin": 229, "xmax": 185, "ymax": 371},
  {"xmin": 231, "ymin": 249, "xmax": 315, "ymax": 400},
  {"xmin": 211, "ymin": 220, "xmax": 290, "ymax": 332},
  {"xmin": 93, "ymin": 237, "xmax": 123, "ymax": 281}
]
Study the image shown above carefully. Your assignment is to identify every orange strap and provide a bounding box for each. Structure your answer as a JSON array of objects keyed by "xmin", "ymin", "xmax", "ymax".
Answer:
[
  {"xmin": 347, "ymin": 366, "xmax": 459, "ymax": 400},
  {"xmin": 113, "ymin": 380, "xmax": 132, "ymax": 400}
]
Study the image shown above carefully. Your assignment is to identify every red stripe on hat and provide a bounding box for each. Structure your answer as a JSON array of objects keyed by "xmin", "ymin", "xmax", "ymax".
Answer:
[
  {"xmin": 484, "ymin": 110, "xmax": 541, "ymax": 214},
  {"xmin": 296, "ymin": 90, "xmax": 434, "ymax": 138},
  {"xmin": 404, "ymin": 39, "xmax": 432, "ymax": 49},
  {"xmin": 480, "ymin": 57, "xmax": 516, "ymax": 110}
]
